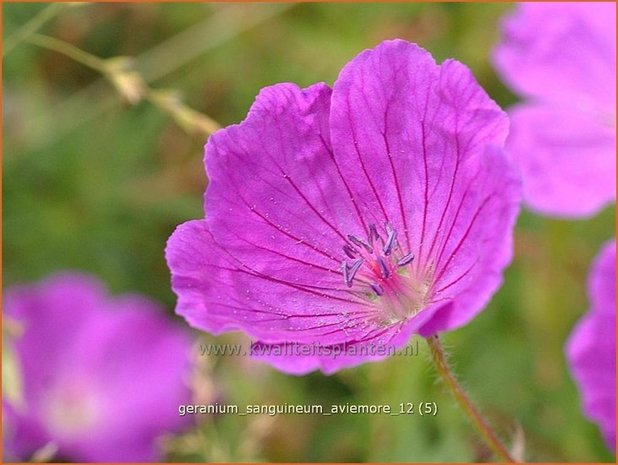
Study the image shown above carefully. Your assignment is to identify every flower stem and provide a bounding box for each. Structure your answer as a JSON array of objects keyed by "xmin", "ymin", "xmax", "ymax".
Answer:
[
  {"xmin": 23, "ymin": 33, "xmax": 220, "ymax": 136},
  {"xmin": 3, "ymin": 3, "xmax": 69, "ymax": 57},
  {"xmin": 426, "ymin": 335, "xmax": 517, "ymax": 462},
  {"xmin": 27, "ymin": 33, "xmax": 107, "ymax": 73}
]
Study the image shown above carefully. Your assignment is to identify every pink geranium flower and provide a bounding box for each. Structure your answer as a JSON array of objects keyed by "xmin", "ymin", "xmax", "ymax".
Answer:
[
  {"xmin": 494, "ymin": 2, "xmax": 616, "ymax": 218},
  {"xmin": 3, "ymin": 273, "xmax": 192, "ymax": 462},
  {"xmin": 567, "ymin": 240, "xmax": 616, "ymax": 452},
  {"xmin": 166, "ymin": 40, "xmax": 521, "ymax": 374}
]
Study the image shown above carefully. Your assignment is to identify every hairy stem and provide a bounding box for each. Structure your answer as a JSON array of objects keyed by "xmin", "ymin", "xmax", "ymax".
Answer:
[{"xmin": 426, "ymin": 335, "xmax": 517, "ymax": 462}]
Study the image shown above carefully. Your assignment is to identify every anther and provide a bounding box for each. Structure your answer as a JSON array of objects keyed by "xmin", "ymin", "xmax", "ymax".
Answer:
[
  {"xmin": 341, "ymin": 261, "xmax": 350, "ymax": 286},
  {"xmin": 342, "ymin": 244, "xmax": 358, "ymax": 259},
  {"xmin": 368, "ymin": 224, "xmax": 381, "ymax": 246},
  {"xmin": 347, "ymin": 234, "xmax": 373, "ymax": 253},
  {"xmin": 370, "ymin": 282, "xmax": 384, "ymax": 296},
  {"xmin": 383, "ymin": 229, "xmax": 397, "ymax": 256},
  {"xmin": 346, "ymin": 258, "xmax": 364, "ymax": 286},
  {"xmin": 397, "ymin": 253, "xmax": 415, "ymax": 267}
]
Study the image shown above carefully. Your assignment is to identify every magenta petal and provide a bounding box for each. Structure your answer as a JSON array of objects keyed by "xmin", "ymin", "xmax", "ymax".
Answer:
[
  {"xmin": 251, "ymin": 302, "xmax": 443, "ymax": 375},
  {"xmin": 329, "ymin": 40, "xmax": 519, "ymax": 335},
  {"xmin": 166, "ymin": 219, "xmax": 374, "ymax": 345},
  {"xmin": 205, "ymin": 82, "xmax": 367, "ymax": 264},
  {"xmin": 330, "ymin": 40, "xmax": 509, "ymax": 250},
  {"xmin": 507, "ymin": 104, "xmax": 616, "ymax": 218},
  {"xmin": 567, "ymin": 241, "xmax": 616, "ymax": 452},
  {"xmin": 4, "ymin": 273, "xmax": 192, "ymax": 462},
  {"xmin": 415, "ymin": 145, "xmax": 521, "ymax": 336},
  {"xmin": 4, "ymin": 274, "xmax": 106, "ymax": 389},
  {"xmin": 250, "ymin": 333, "xmax": 412, "ymax": 376},
  {"xmin": 494, "ymin": 2, "xmax": 616, "ymax": 111}
]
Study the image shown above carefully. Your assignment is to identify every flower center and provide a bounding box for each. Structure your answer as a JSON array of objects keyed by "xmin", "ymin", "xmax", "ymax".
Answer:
[
  {"xmin": 45, "ymin": 379, "xmax": 102, "ymax": 439},
  {"xmin": 341, "ymin": 224, "xmax": 430, "ymax": 324}
]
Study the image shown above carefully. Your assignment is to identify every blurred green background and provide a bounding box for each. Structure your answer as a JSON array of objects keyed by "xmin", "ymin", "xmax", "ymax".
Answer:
[{"xmin": 3, "ymin": 2, "xmax": 615, "ymax": 462}]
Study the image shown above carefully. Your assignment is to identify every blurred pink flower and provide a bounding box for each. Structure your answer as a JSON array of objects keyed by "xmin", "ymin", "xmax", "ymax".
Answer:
[
  {"xmin": 3, "ymin": 273, "xmax": 192, "ymax": 462},
  {"xmin": 494, "ymin": 3, "xmax": 616, "ymax": 218},
  {"xmin": 567, "ymin": 240, "xmax": 616, "ymax": 451},
  {"xmin": 166, "ymin": 40, "xmax": 521, "ymax": 374}
]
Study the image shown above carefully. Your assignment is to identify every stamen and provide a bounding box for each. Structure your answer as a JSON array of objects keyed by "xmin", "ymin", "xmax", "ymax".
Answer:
[
  {"xmin": 397, "ymin": 253, "xmax": 415, "ymax": 267},
  {"xmin": 346, "ymin": 258, "xmax": 364, "ymax": 286},
  {"xmin": 376, "ymin": 256, "xmax": 390, "ymax": 279},
  {"xmin": 383, "ymin": 229, "xmax": 397, "ymax": 256},
  {"xmin": 368, "ymin": 224, "xmax": 381, "ymax": 246},
  {"xmin": 341, "ymin": 261, "xmax": 350, "ymax": 286},
  {"xmin": 342, "ymin": 244, "xmax": 358, "ymax": 259},
  {"xmin": 347, "ymin": 234, "xmax": 373, "ymax": 254},
  {"xmin": 340, "ymin": 223, "xmax": 419, "ymax": 318},
  {"xmin": 370, "ymin": 282, "xmax": 384, "ymax": 296}
]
